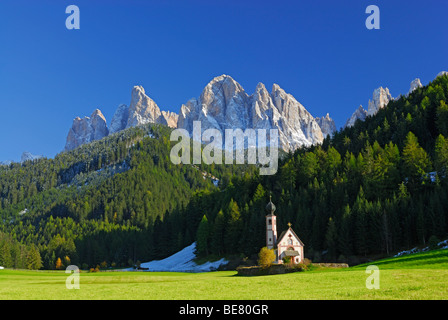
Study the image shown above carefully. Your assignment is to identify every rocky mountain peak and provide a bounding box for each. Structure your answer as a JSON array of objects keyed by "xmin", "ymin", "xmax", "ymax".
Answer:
[
  {"xmin": 367, "ymin": 87, "xmax": 393, "ymax": 117},
  {"xmin": 65, "ymin": 108, "xmax": 109, "ymax": 151},
  {"xmin": 344, "ymin": 105, "xmax": 368, "ymax": 128},
  {"xmin": 126, "ymin": 85, "xmax": 165, "ymax": 128},
  {"xmin": 409, "ymin": 78, "xmax": 423, "ymax": 94},
  {"xmin": 161, "ymin": 111, "xmax": 179, "ymax": 128},
  {"xmin": 177, "ymin": 75, "xmax": 331, "ymax": 152},
  {"xmin": 21, "ymin": 151, "xmax": 43, "ymax": 163},
  {"xmin": 436, "ymin": 71, "xmax": 448, "ymax": 78},
  {"xmin": 345, "ymin": 86, "xmax": 393, "ymax": 129},
  {"xmin": 65, "ymin": 85, "xmax": 180, "ymax": 150},
  {"xmin": 316, "ymin": 113, "xmax": 337, "ymax": 138}
]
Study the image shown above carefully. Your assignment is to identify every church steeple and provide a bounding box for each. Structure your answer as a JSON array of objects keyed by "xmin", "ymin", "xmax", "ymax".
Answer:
[{"xmin": 266, "ymin": 194, "xmax": 277, "ymax": 250}]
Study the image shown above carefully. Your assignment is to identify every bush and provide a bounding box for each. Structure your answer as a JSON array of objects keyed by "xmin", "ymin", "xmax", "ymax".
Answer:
[
  {"xmin": 258, "ymin": 247, "xmax": 276, "ymax": 268},
  {"xmin": 284, "ymin": 264, "xmax": 305, "ymax": 273},
  {"xmin": 303, "ymin": 258, "xmax": 312, "ymax": 266}
]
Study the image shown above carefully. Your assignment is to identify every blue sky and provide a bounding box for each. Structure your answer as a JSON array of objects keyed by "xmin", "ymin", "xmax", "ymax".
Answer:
[{"xmin": 0, "ymin": 0, "xmax": 447, "ymax": 161}]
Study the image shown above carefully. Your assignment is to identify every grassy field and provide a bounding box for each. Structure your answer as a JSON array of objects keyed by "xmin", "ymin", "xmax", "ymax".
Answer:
[{"xmin": 0, "ymin": 249, "xmax": 447, "ymax": 300}]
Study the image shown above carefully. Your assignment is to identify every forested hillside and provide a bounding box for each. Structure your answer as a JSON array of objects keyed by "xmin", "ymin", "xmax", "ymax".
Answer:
[
  {"xmin": 0, "ymin": 123, "xmax": 255, "ymax": 269},
  {"xmin": 1, "ymin": 75, "xmax": 448, "ymax": 270}
]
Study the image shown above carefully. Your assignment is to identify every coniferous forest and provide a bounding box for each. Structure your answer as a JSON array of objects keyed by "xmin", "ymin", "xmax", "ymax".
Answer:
[{"xmin": 1, "ymin": 75, "xmax": 448, "ymax": 269}]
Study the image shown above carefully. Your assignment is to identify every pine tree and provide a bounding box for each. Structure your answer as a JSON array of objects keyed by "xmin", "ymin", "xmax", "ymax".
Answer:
[
  {"xmin": 0, "ymin": 240, "xmax": 12, "ymax": 268},
  {"xmin": 402, "ymin": 131, "xmax": 432, "ymax": 188},
  {"xmin": 354, "ymin": 187, "xmax": 368, "ymax": 256},
  {"xmin": 210, "ymin": 210, "xmax": 225, "ymax": 255},
  {"xmin": 434, "ymin": 134, "xmax": 448, "ymax": 178},
  {"xmin": 436, "ymin": 100, "xmax": 448, "ymax": 137},
  {"xmin": 224, "ymin": 199, "xmax": 242, "ymax": 253},
  {"xmin": 325, "ymin": 217, "xmax": 338, "ymax": 261},
  {"xmin": 196, "ymin": 215, "xmax": 210, "ymax": 256},
  {"xmin": 26, "ymin": 245, "xmax": 42, "ymax": 270},
  {"xmin": 338, "ymin": 205, "xmax": 353, "ymax": 257}
]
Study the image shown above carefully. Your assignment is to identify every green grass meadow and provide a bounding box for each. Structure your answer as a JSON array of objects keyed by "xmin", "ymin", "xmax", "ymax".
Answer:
[{"xmin": 1, "ymin": 249, "xmax": 447, "ymax": 300}]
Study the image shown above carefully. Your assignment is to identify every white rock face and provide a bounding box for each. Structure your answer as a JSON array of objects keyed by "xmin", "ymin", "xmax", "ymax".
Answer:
[
  {"xmin": 161, "ymin": 110, "xmax": 178, "ymax": 128},
  {"xmin": 344, "ymin": 86, "xmax": 393, "ymax": 129},
  {"xmin": 109, "ymin": 104, "xmax": 129, "ymax": 134},
  {"xmin": 177, "ymin": 75, "xmax": 329, "ymax": 152},
  {"xmin": 64, "ymin": 76, "xmax": 336, "ymax": 152},
  {"xmin": 436, "ymin": 71, "xmax": 448, "ymax": 78},
  {"xmin": 367, "ymin": 87, "xmax": 393, "ymax": 117},
  {"xmin": 409, "ymin": 78, "xmax": 422, "ymax": 94},
  {"xmin": 178, "ymin": 75, "xmax": 250, "ymax": 132},
  {"xmin": 64, "ymin": 85, "xmax": 181, "ymax": 150},
  {"xmin": 65, "ymin": 109, "xmax": 109, "ymax": 151},
  {"xmin": 126, "ymin": 86, "xmax": 167, "ymax": 129},
  {"xmin": 345, "ymin": 105, "xmax": 368, "ymax": 128},
  {"xmin": 316, "ymin": 113, "xmax": 337, "ymax": 138},
  {"xmin": 110, "ymin": 87, "xmax": 177, "ymax": 133}
]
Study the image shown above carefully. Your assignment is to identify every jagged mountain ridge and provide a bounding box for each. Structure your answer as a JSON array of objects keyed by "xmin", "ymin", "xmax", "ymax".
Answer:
[
  {"xmin": 177, "ymin": 75, "xmax": 334, "ymax": 152},
  {"xmin": 66, "ymin": 86, "xmax": 177, "ymax": 151},
  {"xmin": 344, "ymin": 87, "xmax": 393, "ymax": 129},
  {"xmin": 0, "ymin": 152, "xmax": 44, "ymax": 166},
  {"xmin": 65, "ymin": 75, "xmax": 335, "ymax": 152},
  {"xmin": 344, "ymin": 71, "xmax": 447, "ymax": 129}
]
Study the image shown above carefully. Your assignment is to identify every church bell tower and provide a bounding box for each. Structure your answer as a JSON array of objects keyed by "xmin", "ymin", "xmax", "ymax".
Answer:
[{"xmin": 266, "ymin": 194, "xmax": 277, "ymax": 250}]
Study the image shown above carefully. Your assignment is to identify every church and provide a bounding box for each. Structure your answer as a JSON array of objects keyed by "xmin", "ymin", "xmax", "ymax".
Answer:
[{"xmin": 265, "ymin": 196, "xmax": 304, "ymax": 264}]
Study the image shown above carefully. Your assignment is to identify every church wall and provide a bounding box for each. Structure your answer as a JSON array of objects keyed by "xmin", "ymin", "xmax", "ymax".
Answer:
[{"xmin": 277, "ymin": 230, "xmax": 304, "ymax": 263}]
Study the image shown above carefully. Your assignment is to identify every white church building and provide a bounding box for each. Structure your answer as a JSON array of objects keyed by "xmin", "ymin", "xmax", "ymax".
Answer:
[{"xmin": 265, "ymin": 196, "xmax": 304, "ymax": 264}]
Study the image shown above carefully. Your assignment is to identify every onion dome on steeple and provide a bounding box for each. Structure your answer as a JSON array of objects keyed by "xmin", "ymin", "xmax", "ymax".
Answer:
[{"xmin": 266, "ymin": 193, "xmax": 276, "ymax": 216}]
